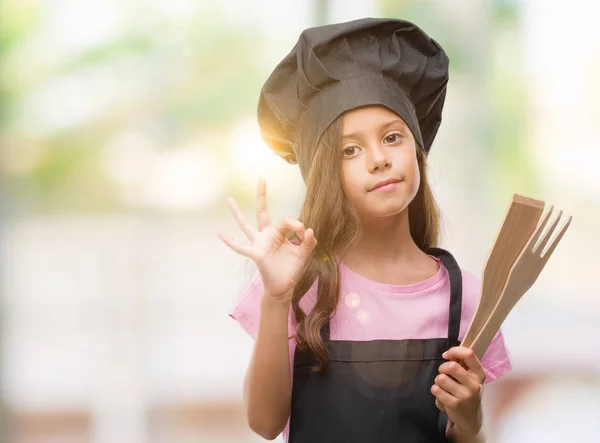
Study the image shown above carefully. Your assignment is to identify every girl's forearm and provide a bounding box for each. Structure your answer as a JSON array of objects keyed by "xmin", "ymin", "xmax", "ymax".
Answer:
[
  {"xmin": 447, "ymin": 424, "xmax": 487, "ymax": 443},
  {"xmin": 243, "ymin": 295, "xmax": 293, "ymax": 440}
]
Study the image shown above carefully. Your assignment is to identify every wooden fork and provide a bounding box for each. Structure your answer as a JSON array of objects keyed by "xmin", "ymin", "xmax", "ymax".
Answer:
[
  {"xmin": 469, "ymin": 206, "xmax": 572, "ymax": 360},
  {"xmin": 461, "ymin": 194, "xmax": 545, "ymax": 350},
  {"xmin": 436, "ymin": 195, "xmax": 544, "ymax": 412},
  {"xmin": 437, "ymin": 205, "xmax": 572, "ymax": 411}
]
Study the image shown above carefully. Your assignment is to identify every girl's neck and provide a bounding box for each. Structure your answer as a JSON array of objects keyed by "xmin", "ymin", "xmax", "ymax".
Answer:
[
  {"xmin": 339, "ymin": 210, "xmax": 439, "ymax": 286},
  {"xmin": 342, "ymin": 209, "xmax": 427, "ymax": 268}
]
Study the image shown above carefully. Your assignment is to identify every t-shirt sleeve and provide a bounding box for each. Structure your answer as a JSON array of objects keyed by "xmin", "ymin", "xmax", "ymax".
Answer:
[
  {"xmin": 479, "ymin": 327, "xmax": 512, "ymax": 384},
  {"xmin": 228, "ymin": 269, "xmax": 297, "ymax": 340}
]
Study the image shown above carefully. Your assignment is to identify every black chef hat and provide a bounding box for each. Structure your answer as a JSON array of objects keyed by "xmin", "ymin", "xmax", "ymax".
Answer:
[{"xmin": 257, "ymin": 17, "xmax": 449, "ymax": 182}]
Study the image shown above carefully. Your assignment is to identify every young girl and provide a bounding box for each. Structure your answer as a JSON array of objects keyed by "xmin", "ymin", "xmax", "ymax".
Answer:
[{"xmin": 219, "ymin": 18, "xmax": 512, "ymax": 443}]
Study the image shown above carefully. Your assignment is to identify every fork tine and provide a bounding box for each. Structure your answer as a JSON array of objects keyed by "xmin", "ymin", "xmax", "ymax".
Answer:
[
  {"xmin": 541, "ymin": 215, "xmax": 572, "ymax": 262},
  {"xmin": 527, "ymin": 205, "xmax": 553, "ymax": 250},
  {"xmin": 534, "ymin": 209, "xmax": 563, "ymax": 255}
]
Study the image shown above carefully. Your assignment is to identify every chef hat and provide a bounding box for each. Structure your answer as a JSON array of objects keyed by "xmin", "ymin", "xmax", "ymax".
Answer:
[{"xmin": 257, "ymin": 17, "xmax": 450, "ymax": 182}]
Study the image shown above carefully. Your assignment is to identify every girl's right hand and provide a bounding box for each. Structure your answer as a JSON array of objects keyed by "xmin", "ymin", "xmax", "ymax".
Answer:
[{"xmin": 218, "ymin": 177, "xmax": 318, "ymax": 305}]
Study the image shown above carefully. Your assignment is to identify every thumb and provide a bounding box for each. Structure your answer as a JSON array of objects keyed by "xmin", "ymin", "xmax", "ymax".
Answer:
[{"xmin": 302, "ymin": 228, "xmax": 318, "ymax": 252}]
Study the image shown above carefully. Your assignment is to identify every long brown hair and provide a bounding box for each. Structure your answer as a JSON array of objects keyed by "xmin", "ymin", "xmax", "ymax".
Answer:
[{"xmin": 287, "ymin": 113, "xmax": 442, "ymax": 372}]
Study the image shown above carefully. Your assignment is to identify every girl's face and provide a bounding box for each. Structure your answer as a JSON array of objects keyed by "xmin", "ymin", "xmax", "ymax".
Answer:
[{"xmin": 340, "ymin": 105, "xmax": 420, "ymax": 219}]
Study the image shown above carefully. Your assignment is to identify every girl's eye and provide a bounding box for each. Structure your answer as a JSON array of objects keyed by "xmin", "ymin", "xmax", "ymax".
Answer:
[
  {"xmin": 343, "ymin": 146, "xmax": 359, "ymax": 157},
  {"xmin": 385, "ymin": 133, "xmax": 402, "ymax": 144}
]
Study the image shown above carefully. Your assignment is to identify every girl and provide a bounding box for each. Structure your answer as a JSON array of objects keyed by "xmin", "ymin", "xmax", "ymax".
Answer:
[{"xmin": 219, "ymin": 18, "xmax": 512, "ymax": 443}]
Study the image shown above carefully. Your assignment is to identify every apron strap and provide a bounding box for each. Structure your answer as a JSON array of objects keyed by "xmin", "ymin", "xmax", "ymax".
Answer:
[{"xmin": 427, "ymin": 247, "xmax": 463, "ymax": 348}]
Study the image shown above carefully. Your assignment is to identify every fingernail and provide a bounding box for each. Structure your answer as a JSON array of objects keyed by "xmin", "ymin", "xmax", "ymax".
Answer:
[{"xmin": 442, "ymin": 351, "xmax": 448, "ymax": 358}]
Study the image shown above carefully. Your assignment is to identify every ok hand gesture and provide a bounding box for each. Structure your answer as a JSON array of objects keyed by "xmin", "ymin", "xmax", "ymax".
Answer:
[{"xmin": 218, "ymin": 178, "xmax": 318, "ymax": 305}]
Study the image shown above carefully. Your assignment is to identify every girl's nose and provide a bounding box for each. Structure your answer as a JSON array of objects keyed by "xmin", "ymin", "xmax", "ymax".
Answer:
[{"xmin": 368, "ymin": 146, "xmax": 391, "ymax": 172}]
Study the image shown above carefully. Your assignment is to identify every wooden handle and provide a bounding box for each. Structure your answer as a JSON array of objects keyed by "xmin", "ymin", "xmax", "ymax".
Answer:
[{"xmin": 470, "ymin": 283, "xmax": 518, "ymax": 360}]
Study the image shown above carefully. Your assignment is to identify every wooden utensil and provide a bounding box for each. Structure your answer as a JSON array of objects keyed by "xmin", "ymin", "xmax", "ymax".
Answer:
[
  {"xmin": 436, "ymin": 194, "xmax": 544, "ymax": 412},
  {"xmin": 469, "ymin": 205, "xmax": 572, "ymax": 360},
  {"xmin": 461, "ymin": 194, "xmax": 545, "ymax": 349},
  {"xmin": 436, "ymin": 204, "xmax": 572, "ymax": 412}
]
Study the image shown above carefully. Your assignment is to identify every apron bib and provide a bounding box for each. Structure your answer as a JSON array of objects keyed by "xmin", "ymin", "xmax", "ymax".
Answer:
[{"xmin": 289, "ymin": 248, "xmax": 463, "ymax": 443}]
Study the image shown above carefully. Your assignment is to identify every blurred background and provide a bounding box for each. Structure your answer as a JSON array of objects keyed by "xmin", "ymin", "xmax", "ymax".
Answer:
[{"xmin": 1, "ymin": 0, "xmax": 599, "ymax": 442}]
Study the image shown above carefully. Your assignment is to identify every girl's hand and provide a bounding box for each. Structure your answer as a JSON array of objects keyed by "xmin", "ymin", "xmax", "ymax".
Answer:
[
  {"xmin": 432, "ymin": 347, "xmax": 487, "ymax": 436},
  {"xmin": 218, "ymin": 177, "xmax": 318, "ymax": 305}
]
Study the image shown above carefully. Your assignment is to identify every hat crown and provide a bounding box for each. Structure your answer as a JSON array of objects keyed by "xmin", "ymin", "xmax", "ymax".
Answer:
[{"xmin": 258, "ymin": 17, "xmax": 449, "ymax": 181}]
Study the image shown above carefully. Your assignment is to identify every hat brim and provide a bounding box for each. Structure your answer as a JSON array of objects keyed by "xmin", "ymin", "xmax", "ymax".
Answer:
[{"xmin": 296, "ymin": 76, "xmax": 425, "ymax": 179}]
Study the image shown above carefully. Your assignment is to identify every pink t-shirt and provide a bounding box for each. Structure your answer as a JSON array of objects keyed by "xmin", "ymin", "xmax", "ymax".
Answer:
[{"xmin": 229, "ymin": 255, "xmax": 513, "ymax": 441}]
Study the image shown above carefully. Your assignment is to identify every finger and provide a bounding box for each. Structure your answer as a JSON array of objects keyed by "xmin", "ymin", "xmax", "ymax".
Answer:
[
  {"xmin": 443, "ymin": 347, "xmax": 486, "ymax": 381},
  {"xmin": 256, "ymin": 177, "xmax": 271, "ymax": 231},
  {"xmin": 435, "ymin": 398, "xmax": 446, "ymax": 411},
  {"xmin": 431, "ymin": 384, "xmax": 456, "ymax": 409},
  {"xmin": 275, "ymin": 216, "xmax": 306, "ymax": 241},
  {"xmin": 302, "ymin": 228, "xmax": 318, "ymax": 252},
  {"xmin": 438, "ymin": 360, "xmax": 470, "ymax": 385},
  {"xmin": 434, "ymin": 373, "xmax": 470, "ymax": 399},
  {"xmin": 227, "ymin": 197, "xmax": 257, "ymax": 241},
  {"xmin": 217, "ymin": 232, "xmax": 252, "ymax": 257},
  {"xmin": 443, "ymin": 347, "xmax": 480, "ymax": 370}
]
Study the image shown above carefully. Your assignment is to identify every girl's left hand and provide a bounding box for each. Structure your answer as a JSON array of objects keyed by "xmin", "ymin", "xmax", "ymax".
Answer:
[{"xmin": 431, "ymin": 346, "xmax": 487, "ymax": 435}]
